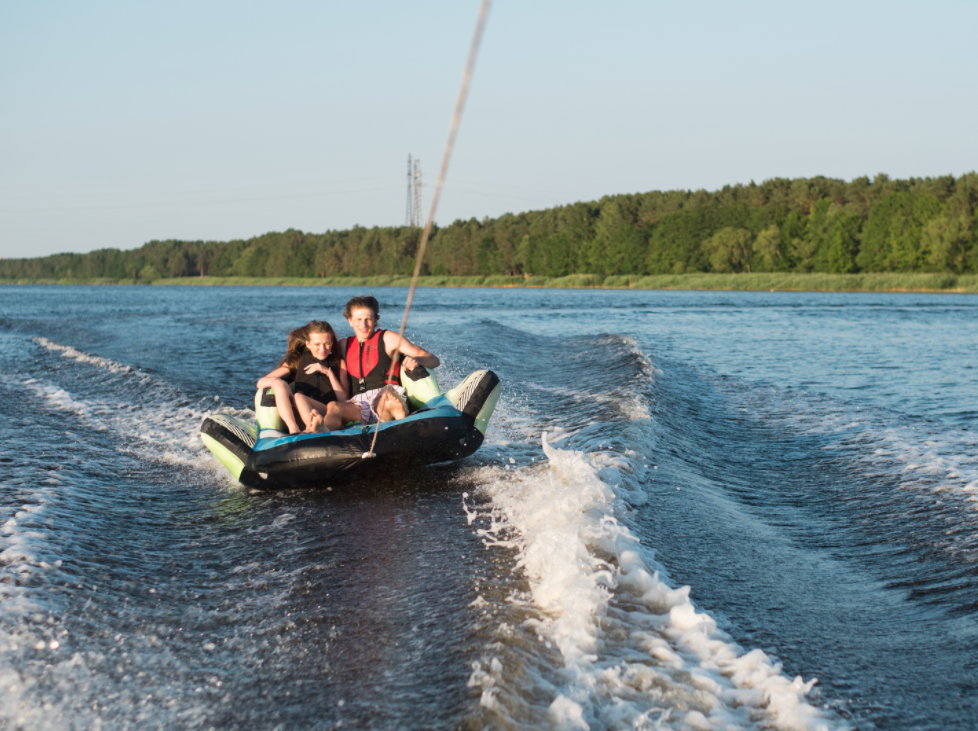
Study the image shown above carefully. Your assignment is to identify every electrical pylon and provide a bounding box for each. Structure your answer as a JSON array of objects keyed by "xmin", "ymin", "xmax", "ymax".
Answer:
[
  {"xmin": 406, "ymin": 154, "xmax": 413, "ymax": 226},
  {"xmin": 412, "ymin": 159, "xmax": 423, "ymax": 227}
]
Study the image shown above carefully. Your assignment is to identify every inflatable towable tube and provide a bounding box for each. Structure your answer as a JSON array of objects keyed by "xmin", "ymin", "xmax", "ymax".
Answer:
[{"xmin": 199, "ymin": 366, "xmax": 501, "ymax": 490}]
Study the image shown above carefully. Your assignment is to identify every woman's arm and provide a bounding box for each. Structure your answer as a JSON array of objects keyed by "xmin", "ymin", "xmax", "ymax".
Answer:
[
  {"xmin": 384, "ymin": 331, "xmax": 440, "ymax": 369},
  {"xmin": 326, "ymin": 357, "xmax": 349, "ymax": 401},
  {"xmin": 257, "ymin": 366, "xmax": 292, "ymax": 389}
]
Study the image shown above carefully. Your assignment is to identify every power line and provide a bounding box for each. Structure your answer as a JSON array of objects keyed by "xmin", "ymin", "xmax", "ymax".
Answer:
[{"xmin": 0, "ymin": 184, "xmax": 406, "ymax": 214}]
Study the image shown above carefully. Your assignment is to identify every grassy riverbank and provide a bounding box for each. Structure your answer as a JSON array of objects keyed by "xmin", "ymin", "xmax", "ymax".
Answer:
[{"xmin": 4, "ymin": 272, "xmax": 978, "ymax": 292}]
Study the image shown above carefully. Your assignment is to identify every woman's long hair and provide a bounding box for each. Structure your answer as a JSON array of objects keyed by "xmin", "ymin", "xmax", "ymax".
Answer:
[{"xmin": 278, "ymin": 325, "xmax": 309, "ymax": 374}]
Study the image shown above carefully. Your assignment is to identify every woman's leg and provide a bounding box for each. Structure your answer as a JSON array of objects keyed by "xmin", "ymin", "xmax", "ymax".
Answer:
[
  {"xmin": 294, "ymin": 394, "xmax": 335, "ymax": 431},
  {"xmin": 270, "ymin": 380, "xmax": 302, "ymax": 434}
]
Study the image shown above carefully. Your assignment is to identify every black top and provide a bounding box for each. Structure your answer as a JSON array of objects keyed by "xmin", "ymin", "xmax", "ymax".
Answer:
[{"xmin": 293, "ymin": 350, "xmax": 338, "ymax": 405}]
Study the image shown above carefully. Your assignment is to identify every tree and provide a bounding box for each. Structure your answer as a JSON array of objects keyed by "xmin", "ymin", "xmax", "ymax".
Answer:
[
  {"xmin": 825, "ymin": 215, "xmax": 862, "ymax": 273},
  {"xmin": 796, "ymin": 198, "xmax": 840, "ymax": 272},
  {"xmin": 138, "ymin": 264, "xmax": 161, "ymax": 280},
  {"xmin": 753, "ymin": 225, "xmax": 785, "ymax": 272},
  {"xmin": 541, "ymin": 232, "xmax": 575, "ymax": 276},
  {"xmin": 6, "ymin": 174, "xmax": 978, "ymax": 281},
  {"xmin": 706, "ymin": 227, "xmax": 753, "ymax": 273},
  {"xmin": 922, "ymin": 214, "xmax": 972, "ymax": 273},
  {"xmin": 857, "ymin": 191, "xmax": 944, "ymax": 271},
  {"xmin": 791, "ymin": 237, "xmax": 819, "ymax": 272}
]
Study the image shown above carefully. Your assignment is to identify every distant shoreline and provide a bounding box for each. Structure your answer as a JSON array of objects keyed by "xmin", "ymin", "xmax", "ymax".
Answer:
[{"xmin": 3, "ymin": 272, "xmax": 977, "ymax": 294}]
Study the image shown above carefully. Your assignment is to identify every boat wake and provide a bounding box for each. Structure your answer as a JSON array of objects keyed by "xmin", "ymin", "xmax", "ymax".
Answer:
[{"xmin": 461, "ymin": 337, "xmax": 845, "ymax": 731}]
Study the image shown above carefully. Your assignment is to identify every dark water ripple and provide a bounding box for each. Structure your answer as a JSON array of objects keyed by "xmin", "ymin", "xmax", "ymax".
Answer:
[{"xmin": 642, "ymin": 359, "xmax": 978, "ymax": 729}]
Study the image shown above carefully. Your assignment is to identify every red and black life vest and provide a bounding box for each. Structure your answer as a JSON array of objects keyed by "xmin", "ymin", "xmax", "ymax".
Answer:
[{"xmin": 344, "ymin": 329, "xmax": 400, "ymax": 396}]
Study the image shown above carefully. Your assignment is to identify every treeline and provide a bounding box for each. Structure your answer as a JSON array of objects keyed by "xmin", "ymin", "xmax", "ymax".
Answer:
[{"xmin": 3, "ymin": 174, "xmax": 977, "ymax": 281}]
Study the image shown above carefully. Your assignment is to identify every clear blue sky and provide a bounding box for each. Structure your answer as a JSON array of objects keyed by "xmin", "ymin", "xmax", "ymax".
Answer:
[{"xmin": 2, "ymin": 0, "xmax": 976, "ymax": 259}]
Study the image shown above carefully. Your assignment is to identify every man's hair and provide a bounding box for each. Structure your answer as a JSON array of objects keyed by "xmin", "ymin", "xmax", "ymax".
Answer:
[{"xmin": 343, "ymin": 295, "xmax": 380, "ymax": 320}]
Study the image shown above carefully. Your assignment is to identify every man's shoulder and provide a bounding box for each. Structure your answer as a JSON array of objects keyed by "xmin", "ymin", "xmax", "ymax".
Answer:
[{"xmin": 380, "ymin": 329, "xmax": 402, "ymax": 345}]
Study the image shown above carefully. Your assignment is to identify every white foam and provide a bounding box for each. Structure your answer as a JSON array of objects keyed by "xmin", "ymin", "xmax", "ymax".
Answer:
[
  {"xmin": 774, "ymin": 395, "xmax": 978, "ymax": 553},
  {"xmin": 249, "ymin": 514, "xmax": 296, "ymax": 533},
  {"xmin": 17, "ymin": 337, "xmax": 255, "ymax": 479},
  {"xmin": 33, "ymin": 337, "xmax": 144, "ymax": 379},
  {"xmin": 18, "ymin": 379, "xmax": 109, "ymax": 431},
  {"xmin": 1, "ymin": 338, "xmax": 247, "ymax": 656},
  {"xmin": 467, "ymin": 430, "xmax": 845, "ymax": 731},
  {"xmin": 0, "ymin": 485, "xmax": 60, "ymax": 621}
]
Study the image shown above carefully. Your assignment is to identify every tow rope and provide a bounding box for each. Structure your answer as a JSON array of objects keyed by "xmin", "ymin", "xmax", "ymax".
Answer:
[{"xmin": 363, "ymin": 0, "xmax": 492, "ymax": 459}]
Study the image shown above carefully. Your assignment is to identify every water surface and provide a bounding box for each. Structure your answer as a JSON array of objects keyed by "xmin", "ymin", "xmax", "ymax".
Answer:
[{"xmin": 1, "ymin": 285, "xmax": 976, "ymax": 730}]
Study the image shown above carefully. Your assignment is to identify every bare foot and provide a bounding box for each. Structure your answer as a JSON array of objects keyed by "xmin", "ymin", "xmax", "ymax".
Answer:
[
  {"xmin": 378, "ymin": 391, "xmax": 407, "ymax": 422},
  {"xmin": 306, "ymin": 409, "xmax": 325, "ymax": 433}
]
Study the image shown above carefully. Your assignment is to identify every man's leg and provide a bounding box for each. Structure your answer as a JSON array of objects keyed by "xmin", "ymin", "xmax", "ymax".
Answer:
[
  {"xmin": 376, "ymin": 389, "xmax": 407, "ymax": 422},
  {"xmin": 319, "ymin": 401, "xmax": 362, "ymax": 432}
]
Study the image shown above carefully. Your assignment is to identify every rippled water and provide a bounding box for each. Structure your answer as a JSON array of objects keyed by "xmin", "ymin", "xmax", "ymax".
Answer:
[{"xmin": 1, "ymin": 285, "xmax": 976, "ymax": 730}]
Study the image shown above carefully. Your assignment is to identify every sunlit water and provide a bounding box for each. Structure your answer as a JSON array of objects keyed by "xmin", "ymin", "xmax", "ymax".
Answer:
[{"xmin": 1, "ymin": 285, "xmax": 976, "ymax": 730}]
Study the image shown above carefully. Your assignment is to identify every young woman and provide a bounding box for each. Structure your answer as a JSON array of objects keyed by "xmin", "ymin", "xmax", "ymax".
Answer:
[
  {"xmin": 257, "ymin": 321, "xmax": 348, "ymax": 434},
  {"xmin": 256, "ymin": 325, "xmax": 309, "ymax": 434},
  {"xmin": 307, "ymin": 295, "xmax": 439, "ymax": 433},
  {"xmin": 291, "ymin": 320, "xmax": 349, "ymax": 431}
]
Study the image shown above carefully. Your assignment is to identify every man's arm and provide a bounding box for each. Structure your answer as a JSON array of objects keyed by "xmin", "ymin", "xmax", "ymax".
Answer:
[{"xmin": 384, "ymin": 331, "xmax": 440, "ymax": 369}]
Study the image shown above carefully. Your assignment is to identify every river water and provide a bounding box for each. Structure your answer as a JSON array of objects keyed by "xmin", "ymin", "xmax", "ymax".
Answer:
[{"xmin": 0, "ymin": 284, "xmax": 976, "ymax": 730}]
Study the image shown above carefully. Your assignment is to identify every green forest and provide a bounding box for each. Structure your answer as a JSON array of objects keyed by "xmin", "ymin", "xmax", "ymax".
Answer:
[{"xmin": 3, "ymin": 174, "xmax": 977, "ymax": 282}]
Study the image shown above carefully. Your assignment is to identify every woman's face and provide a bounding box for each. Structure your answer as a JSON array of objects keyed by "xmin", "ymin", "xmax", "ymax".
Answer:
[
  {"xmin": 306, "ymin": 332, "xmax": 334, "ymax": 360},
  {"xmin": 347, "ymin": 307, "xmax": 377, "ymax": 341}
]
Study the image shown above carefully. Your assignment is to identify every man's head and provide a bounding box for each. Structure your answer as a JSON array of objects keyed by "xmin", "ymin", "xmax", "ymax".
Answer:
[
  {"xmin": 344, "ymin": 296, "xmax": 381, "ymax": 342},
  {"xmin": 343, "ymin": 295, "xmax": 379, "ymax": 320}
]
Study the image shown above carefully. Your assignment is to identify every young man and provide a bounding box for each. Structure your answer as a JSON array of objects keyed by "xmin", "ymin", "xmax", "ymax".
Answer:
[{"xmin": 308, "ymin": 295, "xmax": 439, "ymax": 433}]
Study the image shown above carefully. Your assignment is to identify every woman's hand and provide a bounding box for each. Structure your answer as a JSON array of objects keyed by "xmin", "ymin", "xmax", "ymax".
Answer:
[
  {"xmin": 257, "ymin": 366, "xmax": 292, "ymax": 389},
  {"xmin": 304, "ymin": 362, "xmax": 328, "ymax": 375}
]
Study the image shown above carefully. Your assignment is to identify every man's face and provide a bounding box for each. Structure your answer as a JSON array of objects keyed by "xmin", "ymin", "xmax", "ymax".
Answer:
[{"xmin": 347, "ymin": 308, "xmax": 377, "ymax": 341}]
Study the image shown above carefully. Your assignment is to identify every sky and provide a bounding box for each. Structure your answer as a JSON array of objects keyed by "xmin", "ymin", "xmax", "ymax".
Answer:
[{"xmin": 1, "ymin": 0, "xmax": 977, "ymax": 259}]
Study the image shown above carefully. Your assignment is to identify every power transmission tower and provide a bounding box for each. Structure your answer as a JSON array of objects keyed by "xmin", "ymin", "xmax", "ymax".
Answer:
[
  {"xmin": 406, "ymin": 154, "xmax": 413, "ymax": 226},
  {"xmin": 412, "ymin": 158, "xmax": 423, "ymax": 227}
]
